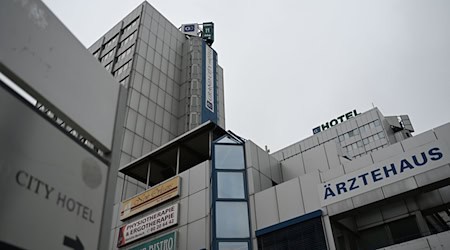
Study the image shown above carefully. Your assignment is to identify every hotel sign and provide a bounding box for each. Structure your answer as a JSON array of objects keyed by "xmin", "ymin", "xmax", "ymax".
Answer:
[
  {"xmin": 313, "ymin": 110, "xmax": 360, "ymax": 134},
  {"xmin": 117, "ymin": 204, "xmax": 178, "ymax": 248},
  {"xmin": 120, "ymin": 177, "xmax": 180, "ymax": 220},
  {"xmin": 319, "ymin": 141, "xmax": 449, "ymax": 206}
]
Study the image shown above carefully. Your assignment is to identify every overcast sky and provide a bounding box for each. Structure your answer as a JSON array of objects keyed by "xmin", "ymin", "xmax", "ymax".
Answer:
[{"xmin": 43, "ymin": 0, "xmax": 450, "ymax": 152}]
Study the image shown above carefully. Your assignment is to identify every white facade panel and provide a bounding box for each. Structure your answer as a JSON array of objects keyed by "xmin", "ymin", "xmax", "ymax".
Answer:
[
  {"xmin": 303, "ymin": 145, "xmax": 329, "ymax": 174},
  {"xmin": 281, "ymin": 154, "xmax": 305, "ymax": 181},
  {"xmin": 275, "ymin": 178, "xmax": 305, "ymax": 222},
  {"xmin": 254, "ymin": 187, "xmax": 279, "ymax": 230},
  {"xmin": 299, "ymin": 171, "xmax": 322, "ymax": 213},
  {"xmin": 189, "ymin": 162, "xmax": 206, "ymax": 195},
  {"xmin": 188, "ymin": 189, "xmax": 207, "ymax": 223}
]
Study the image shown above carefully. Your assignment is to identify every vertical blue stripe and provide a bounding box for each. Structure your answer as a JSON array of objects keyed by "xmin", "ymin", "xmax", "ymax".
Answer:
[{"xmin": 201, "ymin": 41, "xmax": 218, "ymax": 124}]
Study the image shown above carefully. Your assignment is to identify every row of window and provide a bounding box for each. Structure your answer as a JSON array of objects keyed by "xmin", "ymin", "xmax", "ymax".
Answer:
[
  {"xmin": 338, "ymin": 119, "xmax": 382, "ymax": 142},
  {"xmin": 104, "ymin": 35, "xmax": 117, "ymax": 48},
  {"xmin": 100, "ymin": 49, "xmax": 115, "ymax": 62},
  {"xmin": 123, "ymin": 18, "xmax": 138, "ymax": 34},
  {"xmin": 105, "ymin": 62, "xmax": 112, "ymax": 71},
  {"xmin": 213, "ymin": 140, "xmax": 251, "ymax": 249},
  {"xmin": 119, "ymin": 32, "xmax": 136, "ymax": 48},
  {"xmin": 117, "ymin": 45, "xmax": 134, "ymax": 62},
  {"xmin": 114, "ymin": 60, "xmax": 131, "ymax": 77},
  {"xmin": 345, "ymin": 132, "xmax": 386, "ymax": 153},
  {"xmin": 360, "ymin": 119, "xmax": 381, "ymax": 133},
  {"xmin": 363, "ymin": 132, "xmax": 385, "ymax": 145}
]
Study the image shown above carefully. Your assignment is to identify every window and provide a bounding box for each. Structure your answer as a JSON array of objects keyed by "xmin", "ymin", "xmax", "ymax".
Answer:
[
  {"xmin": 123, "ymin": 18, "xmax": 139, "ymax": 33},
  {"xmin": 101, "ymin": 49, "xmax": 115, "ymax": 62},
  {"xmin": 373, "ymin": 133, "xmax": 379, "ymax": 140},
  {"xmin": 214, "ymin": 145, "xmax": 245, "ymax": 170},
  {"xmin": 374, "ymin": 119, "xmax": 381, "ymax": 127},
  {"xmin": 338, "ymin": 135, "xmax": 344, "ymax": 142},
  {"xmin": 105, "ymin": 62, "xmax": 112, "ymax": 71},
  {"xmin": 363, "ymin": 138, "xmax": 369, "ymax": 145},
  {"xmin": 114, "ymin": 61, "xmax": 131, "ymax": 77},
  {"xmin": 93, "ymin": 50, "xmax": 100, "ymax": 58},
  {"xmin": 117, "ymin": 45, "xmax": 134, "ymax": 61},
  {"xmin": 348, "ymin": 130, "xmax": 354, "ymax": 137},
  {"xmin": 218, "ymin": 242, "xmax": 248, "ymax": 250},
  {"xmin": 217, "ymin": 172, "xmax": 245, "ymax": 199},
  {"xmin": 379, "ymin": 132, "xmax": 385, "ymax": 139},
  {"xmin": 120, "ymin": 32, "xmax": 136, "ymax": 48},
  {"xmin": 257, "ymin": 216, "xmax": 327, "ymax": 250},
  {"xmin": 216, "ymin": 202, "xmax": 250, "ymax": 238},
  {"xmin": 104, "ymin": 35, "xmax": 117, "ymax": 48}
]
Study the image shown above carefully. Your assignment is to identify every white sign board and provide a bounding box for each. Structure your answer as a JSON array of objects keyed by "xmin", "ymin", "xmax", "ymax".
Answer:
[
  {"xmin": 117, "ymin": 204, "xmax": 179, "ymax": 248},
  {"xmin": 180, "ymin": 23, "xmax": 199, "ymax": 36},
  {"xmin": 0, "ymin": 87, "xmax": 108, "ymax": 249},
  {"xmin": 0, "ymin": 0, "xmax": 119, "ymax": 151},
  {"xmin": 319, "ymin": 141, "xmax": 449, "ymax": 206}
]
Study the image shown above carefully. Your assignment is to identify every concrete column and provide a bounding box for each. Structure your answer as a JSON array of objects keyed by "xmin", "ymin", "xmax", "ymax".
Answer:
[{"xmin": 323, "ymin": 215, "xmax": 337, "ymax": 250}]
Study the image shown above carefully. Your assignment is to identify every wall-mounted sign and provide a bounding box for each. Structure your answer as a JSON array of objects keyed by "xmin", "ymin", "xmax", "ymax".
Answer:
[
  {"xmin": 201, "ymin": 42, "xmax": 218, "ymax": 124},
  {"xmin": 180, "ymin": 23, "xmax": 199, "ymax": 36},
  {"xmin": 128, "ymin": 231, "xmax": 177, "ymax": 250},
  {"xmin": 202, "ymin": 22, "xmax": 214, "ymax": 45},
  {"xmin": 117, "ymin": 204, "xmax": 178, "ymax": 248},
  {"xmin": 319, "ymin": 142, "xmax": 449, "ymax": 206},
  {"xmin": 120, "ymin": 176, "xmax": 180, "ymax": 221},
  {"xmin": 313, "ymin": 110, "xmax": 360, "ymax": 134}
]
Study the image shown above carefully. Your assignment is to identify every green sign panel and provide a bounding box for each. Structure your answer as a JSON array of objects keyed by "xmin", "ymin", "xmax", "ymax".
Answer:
[
  {"xmin": 202, "ymin": 22, "xmax": 214, "ymax": 44},
  {"xmin": 128, "ymin": 231, "xmax": 177, "ymax": 250}
]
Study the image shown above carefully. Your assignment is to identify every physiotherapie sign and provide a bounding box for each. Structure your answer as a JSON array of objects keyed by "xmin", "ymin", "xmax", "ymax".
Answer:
[
  {"xmin": 120, "ymin": 176, "xmax": 180, "ymax": 220},
  {"xmin": 117, "ymin": 204, "xmax": 178, "ymax": 248},
  {"xmin": 319, "ymin": 141, "xmax": 449, "ymax": 206}
]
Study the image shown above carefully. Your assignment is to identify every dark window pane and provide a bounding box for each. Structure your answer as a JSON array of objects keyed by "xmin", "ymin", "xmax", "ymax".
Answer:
[{"xmin": 389, "ymin": 216, "xmax": 421, "ymax": 244}]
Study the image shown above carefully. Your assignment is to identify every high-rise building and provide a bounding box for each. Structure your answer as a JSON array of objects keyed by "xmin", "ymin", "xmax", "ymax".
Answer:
[
  {"xmin": 87, "ymin": 2, "xmax": 225, "ymax": 248},
  {"xmin": 88, "ymin": 2, "xmax": 225, "ymax": 165}
]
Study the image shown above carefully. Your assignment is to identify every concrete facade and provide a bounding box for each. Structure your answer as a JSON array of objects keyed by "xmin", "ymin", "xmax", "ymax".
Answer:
[
  {"xmin": 118, "ymin": 108, "xmax": 449, "ymax": 250},
  {"xmin": 87, "ymin": 3, "xmax": 225, "ymax": 248}
]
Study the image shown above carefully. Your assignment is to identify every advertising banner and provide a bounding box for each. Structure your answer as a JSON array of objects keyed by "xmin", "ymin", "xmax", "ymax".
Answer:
[
  {"xmin": 120, "ymin": 176, "xmax": 180, "ymax": 220},
  {"xmin": 128, "ymin": 231, "xmax": 177, "ymax": 250},
  {"xmin": 117, "ymin": 204, "xmax": 179, "ymax": 248},
  {"xmin": 319, "ymin": 141, "xmax": 449, "ymax": 206},
  {"xmin": 201, "ymin": 42, "xmax": 217, "ymax": 123}
]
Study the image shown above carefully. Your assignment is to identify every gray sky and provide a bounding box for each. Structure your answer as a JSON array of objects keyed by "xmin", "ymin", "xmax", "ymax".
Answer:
[{"xmin": 43, "ymin": 0, "xmax": 450, "ymax": 152}]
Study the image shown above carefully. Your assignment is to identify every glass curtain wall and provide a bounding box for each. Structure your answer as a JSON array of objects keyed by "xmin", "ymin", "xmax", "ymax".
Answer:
[{"xmin": 211, "ymin": 135, "xmax": 251, "ymax": 250}]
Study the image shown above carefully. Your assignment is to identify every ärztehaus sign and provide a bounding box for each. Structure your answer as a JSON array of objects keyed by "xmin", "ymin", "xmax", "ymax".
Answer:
[{"xmin": 319, "ymin": 142, "xmax": 449, "ymax": 206}]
